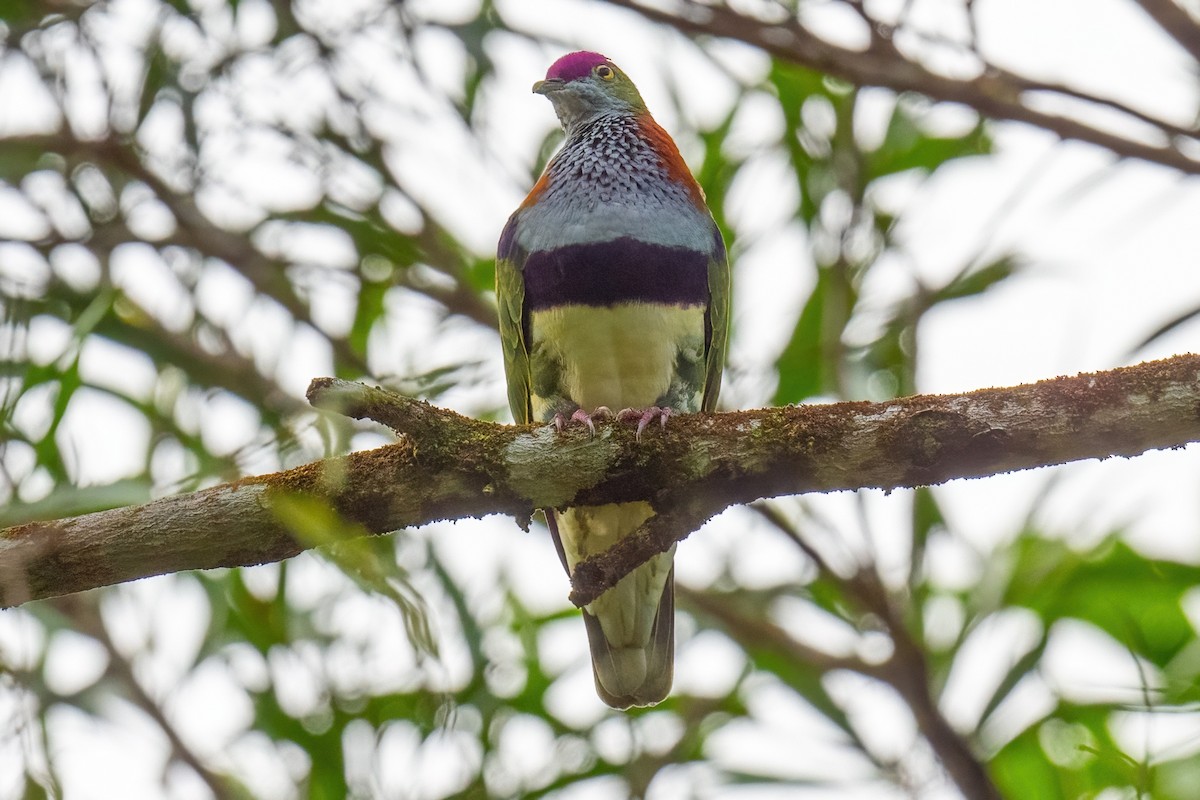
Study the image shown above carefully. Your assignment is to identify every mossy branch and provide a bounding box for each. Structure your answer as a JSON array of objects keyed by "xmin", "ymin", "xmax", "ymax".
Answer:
[{"xmin": 2, "ymin": 355, "xmax": 1199, "ymax": 608}]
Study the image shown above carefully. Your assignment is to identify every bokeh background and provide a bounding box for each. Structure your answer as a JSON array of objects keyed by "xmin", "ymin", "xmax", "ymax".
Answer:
[{"xmin": 3, "ymin": 0, "xmax": 1200, "ymax": 797}]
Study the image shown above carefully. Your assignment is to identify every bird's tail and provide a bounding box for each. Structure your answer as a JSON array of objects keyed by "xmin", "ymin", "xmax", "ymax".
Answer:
[
  {"xmin": 582, "ymin": 568, "xmax": 674, "ymax": 708},
  {"xmin": 547, "ymin": 505, "xmax": 676, "ymax": 709}
]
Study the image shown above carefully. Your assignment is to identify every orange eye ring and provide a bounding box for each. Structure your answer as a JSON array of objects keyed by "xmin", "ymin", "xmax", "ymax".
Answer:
[{"xmin": 595, "ymin": 64, "xmax": 614, "ymax": 80}]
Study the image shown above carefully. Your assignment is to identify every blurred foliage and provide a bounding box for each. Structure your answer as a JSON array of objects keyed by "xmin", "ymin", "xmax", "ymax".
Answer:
[{"xmin": 1, "ymin": 1, "xmax": 1198, "ymax": 799}]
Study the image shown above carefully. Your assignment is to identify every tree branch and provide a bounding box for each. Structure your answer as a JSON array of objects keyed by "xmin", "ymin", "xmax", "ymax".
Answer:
[
  {"xmin": 686, "ymin": 533, "xmax": 1005, "ymax": 798},
  {"xmin": 47, "ymin": 595, "xmax": 244, "ymax": 800},
  {"xmin": 7, "ymin": 133, "xmax": 372, "ymax": 376},
  {"xmin": 842, "ymin": 567, "xmax": 1003, "ymax": 799},
  {"xmin": 2, "ymin": 355, "xmax": 1199, "ymax": 608},
  {"xmin": 1133, "ymin": 0, "xmax": 1200, "ymax": 65},
  {"xmin": 601, "ymin": 0, "xmax": 1200, "ymax": 174}
]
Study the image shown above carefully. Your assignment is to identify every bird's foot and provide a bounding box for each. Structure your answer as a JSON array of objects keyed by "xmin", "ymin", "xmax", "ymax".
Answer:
[
  {"xmin": 616, "ymin": 406, "xmax": 672, "ymax": 441},
  {"xmin": 552, "ymin": 406, "xmax": 613, "ymax": 438}
]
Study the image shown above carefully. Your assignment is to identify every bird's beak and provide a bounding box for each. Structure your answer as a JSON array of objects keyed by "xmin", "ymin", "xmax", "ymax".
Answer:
[{"xmin": 533, "ymin": 78, "xmax": 564, "ymax": 95}]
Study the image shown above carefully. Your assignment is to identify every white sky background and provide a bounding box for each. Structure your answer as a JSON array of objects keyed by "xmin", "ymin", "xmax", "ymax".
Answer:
[{"xmin": 3, "ymin": 0, "xmax": 1200, "ymax": 797}]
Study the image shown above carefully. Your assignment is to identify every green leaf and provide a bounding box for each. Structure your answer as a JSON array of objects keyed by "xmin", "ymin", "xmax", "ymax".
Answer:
[
  {"xmin": 768, "ymin": 62, "xmax": 832, "ymax": 119},
  {"xmin": 974, "ymin": 632, "xmax": 1049, "ymax": 734},
  {"xmin": 695, "ymin": 101, "xmax": 741, "ymax": 233},
  {"xmin": 991, "ymin": 724, "xmax": 1068, "ymax": 800},
  {"xmin": 866, "ymin": 101, "xmax": 991, "ymax": 180},
  {"xmin": 1054, "ymin": 703, "xmax": 1145, "ymax": 791},
  {"xmin": 773, "ymin": 278, "xmax": 824, "ymax": 405},
  {"xmin": 464, "ymin": 256, "xmax": 495, "ymax": 294},
  {"xmin": 137, "ymin": 46, "xmax": 175, "ymax": 127},
  {"xmin": 0, "ymin": 0, "xmax": 44, "ymax": 28},
  {"xmin": 773, "ymin": 264, "xmax": 854, "ymax": 405},
  {"xmin": 1129, "ymin": 303, "xmax": 1200, "ymax": 356},
  {"xmin": 0, "ymin": 478, "xmax": 152, "ymax": 526},
  {"xmin": 767, "ymin": 62, "xmax": 833, "ymax": 226},
  {"xmin": 271, "ymin": 492, "xmax": 437, "ymax": 656},
  {"xmin": 0, "ymin": 140, "xmax": 56, "ymax": 182},
  {"xmin": 1158, "ymin": 754, "xmax": 1200, "ymax": 800},
  {"xmin": 909, "ymin": 486, "xmax": 945, "ymax": 584},
  {"xmin": 933, "ymin": 257, "xmax": 1019, "ymax": 305},
  {"xmin": 347, "ymin": 274, "xmax": 387, "ymax": 356},
  {"xmin": 990, "ymin": 705, "xmax": 1140, "ymax": 800},
  {"xmin": 1004, "ymin": 537, "xmax": 1195, "ymax": 668}
]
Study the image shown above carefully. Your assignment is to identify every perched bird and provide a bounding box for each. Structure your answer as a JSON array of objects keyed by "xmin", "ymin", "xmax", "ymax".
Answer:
[{"xmin": 496, "ymin": 51, "xmax": 729, "ymax": 708}]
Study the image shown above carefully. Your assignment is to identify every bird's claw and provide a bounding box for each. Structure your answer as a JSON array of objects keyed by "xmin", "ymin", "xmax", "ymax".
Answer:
[
  {"xmin": 616, "ymin": 406, "xmax": 672, "ymax": 441},
  {"xmin": 552, "ymin": 407, "xmax": 613, "ymax": 438},
  {"xmin": 572, "ymin": 408, "xmax": 596, "ymax": 437}
]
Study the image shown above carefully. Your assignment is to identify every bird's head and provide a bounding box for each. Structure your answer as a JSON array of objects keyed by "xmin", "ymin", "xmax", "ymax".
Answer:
[{"xmin": 533, "ymin": 51, "xmax": 647, "ymax": 131}]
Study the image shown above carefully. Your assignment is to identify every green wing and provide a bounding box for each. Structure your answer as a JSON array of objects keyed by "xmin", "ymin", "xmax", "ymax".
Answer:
[
  {"xmin": 702, "ymin": 226, "xmax": 730, "ymax": 413},
  {"xmin": 496, "ymin": 215, "xmax": 532, "ymax": 425}
]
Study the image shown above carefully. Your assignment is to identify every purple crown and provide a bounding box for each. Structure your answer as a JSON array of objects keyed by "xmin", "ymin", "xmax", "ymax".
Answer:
[{"xmin": 545, "ymin": 51, "xmax": 611, "ymax": 83}]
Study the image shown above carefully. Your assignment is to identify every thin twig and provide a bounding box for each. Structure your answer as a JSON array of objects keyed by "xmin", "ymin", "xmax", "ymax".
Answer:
[
  {"xmin": 48, "ymin": 595, "xmax": 241, "ymax": 800},
  {"xmin": 845, "ymin": 567, "xmax": 1003, "ymax": 799},
  {"xmin": 1133, "ymin": 0, "xmax": 1200, "ymax": 65},
  {"xmin": 600, "ymin": 0, "xmax": 1200, "ymax": 174}
]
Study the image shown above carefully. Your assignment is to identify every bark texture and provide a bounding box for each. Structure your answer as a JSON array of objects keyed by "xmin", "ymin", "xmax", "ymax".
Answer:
[{"xmin": 1, "ymin": 355, "xmax": 1198, "ymax": 609}]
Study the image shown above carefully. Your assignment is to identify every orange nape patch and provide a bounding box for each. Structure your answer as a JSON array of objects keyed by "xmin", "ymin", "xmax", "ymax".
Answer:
[
  {"xmin": 519, "ymin": 168, "xmax": 552, "ymax": 210},
  {"xmin": 636, "ymin": 116, "xmax": 707, "ymax": 209}
]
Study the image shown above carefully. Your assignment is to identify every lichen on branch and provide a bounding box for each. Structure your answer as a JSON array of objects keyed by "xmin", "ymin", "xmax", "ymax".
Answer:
[{"xmin": 2, "ymin": 355, "xmax": 1199, "ymax": 609}]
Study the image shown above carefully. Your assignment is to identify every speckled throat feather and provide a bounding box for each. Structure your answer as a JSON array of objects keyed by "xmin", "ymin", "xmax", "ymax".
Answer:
[
  {"xmin": 526, "ymin": 113, "xmax": 702, "ymax": 207},
  {"xmin": 513, "ymin": 114, "xmax": 713, "ymax": 256}
]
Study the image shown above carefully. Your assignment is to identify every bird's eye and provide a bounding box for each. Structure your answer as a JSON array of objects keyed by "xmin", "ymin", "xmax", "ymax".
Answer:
[{"xmin": 595, "ymin": 65, "xmax": 614, "ymax": 80}]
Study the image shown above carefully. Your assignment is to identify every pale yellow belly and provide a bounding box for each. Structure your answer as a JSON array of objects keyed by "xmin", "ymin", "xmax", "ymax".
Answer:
[{"xmin": 528, "ymin": 302, "xmax": 704, "ymax": 419}]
